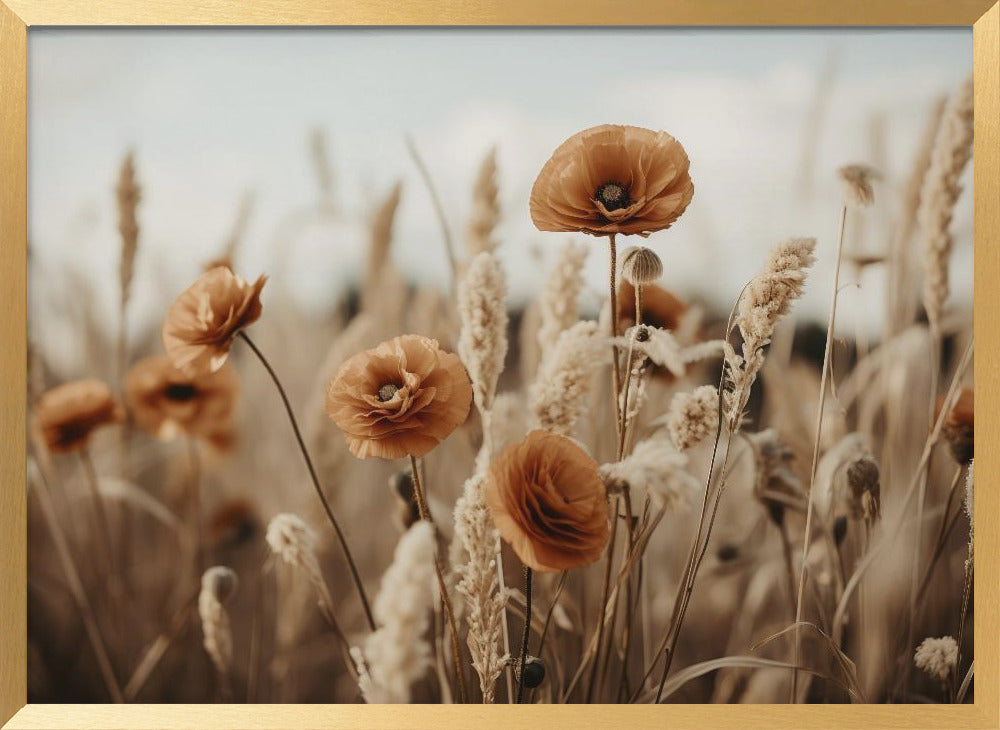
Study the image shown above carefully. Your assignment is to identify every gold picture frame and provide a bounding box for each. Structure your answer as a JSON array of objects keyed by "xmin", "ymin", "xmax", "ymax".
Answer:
[{"xmin": 1, "ymin": 1, "xmax": 997, "ymax": 727}]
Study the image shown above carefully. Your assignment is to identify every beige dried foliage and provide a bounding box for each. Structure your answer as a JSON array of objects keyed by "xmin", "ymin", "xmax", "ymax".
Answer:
[
  {"xmin": 724, "ymin": 238, "xmax": 816, "ymax": 429},
  {"xmin": 529, "ymin": 320, "xmax": 607, "ymax": 437},
  {"xmin": 453, "ymin": 474, "xmax": 509, "ymax": 703},
  {"xmin": 362, "ymin": 182, "xmax": 403, "ymax": 311},
  {"xmin": 458, "ymin": 253, "xmax": 509, "ymax": 414},
  {"xmin": 537, "ymin": 241, "xmax": 588, "ymax": 367},
  {"xmin": 356, "ymin": 522, "xmax": 437, "ymax": 703},
  {"xmin": 919, "ymin": 74, "xmax": 974, "ymax": 330},
  {"xmin": 198, "ymin": 566, "xmax": 238, "ymax": 678},
  {"xmin": 667, "ymin": 385, "xmax": 719, "ymax": 452},
  {"xmin": 466, "ymin": 147, "xmax": 501, "ymax": 256},
  {"xmin": 913, "ymin": 636, "xmax": 958, "ymax": 684},
  {"xmin": 837, "ymin": 164, "xmax": 879, "ymax": 207},
  {"xmin": 116, "ymin": 151, "xmax": 141, "ymax": 313},
  {"xmin": 599, "ymin": 437, "xmax": 700, "ymax": 510}
]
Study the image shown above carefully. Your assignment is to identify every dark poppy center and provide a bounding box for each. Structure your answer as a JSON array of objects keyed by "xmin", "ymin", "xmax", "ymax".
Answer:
[
  {"xmin": 165, "ymin": 383, "xmax": 198, "ymax": 401},
  {"xmin": 595, "ymin": 182, "xmax": 630, "ymax": 212},
  {"xmin": 378, "ymin": 383, "xmax": 400, "ymax": 402}
]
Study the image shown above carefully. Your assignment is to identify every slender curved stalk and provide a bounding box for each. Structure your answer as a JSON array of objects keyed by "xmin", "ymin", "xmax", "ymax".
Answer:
[
  {"xmin": 535, "ymin": 571, "xmax": 567, "ymax": 662},
  {"xmin": 238, "ymin": 331, "xmax": 375, "ymax": 631},
  {"xmin": 516, "ymin": 566, "xmax": 533, "ymax": 704},
  {"xmin": 31, "ymin": 464, "xmax": 123, "ymax": 703},
  {"xmin": 409, "ymin": 455, "xmax": 468, "ymax": 703},
  {"xmin": 956, "ymin": 660, "xmax": 974, "ymax": 703},
  {"xmin": 405, "ymin": 136, "xmax": 458, "ymax": 287},
  {"xmin": 792, "ymin": 203, "xmax": 848, "ymax": 702}
]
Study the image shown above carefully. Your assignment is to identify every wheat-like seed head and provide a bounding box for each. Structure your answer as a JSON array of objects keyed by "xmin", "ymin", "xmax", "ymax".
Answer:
[
  {"xmin": 537, "ymin": 240, "xmax": 588, "ymax": 368},
  {"xmin": 666, "ymin": 385, "xmax": 719, "ymax": 451},
  {"xmin": 466, "ymin": 147, "xmax": 501, "ymax": 256},
  {"xmin": 358, "ymin": 521, "xmax": 437, "ymax": 703},
  {"xmin": 457, "ymin": 252, "xmax": 509, "ymax": 415},
  {"xmin": 919, "ymin": 74, "xmax": 974, "ymax": 331},
  {"xmin": 913, "ymin": 636, "xmax": 958, "ymax": 684},
  {"xmin": 198, "ymin": 566, "xmax": 238, "ymax": 677}
]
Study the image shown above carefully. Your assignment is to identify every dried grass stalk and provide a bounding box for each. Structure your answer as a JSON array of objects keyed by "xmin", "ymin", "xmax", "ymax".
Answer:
[
  {"xmin": 458, "ymin": 253, "xmax": 508, "ymax": 415},
  {"xmin": 362, "ymin": 182, "xmax": 403, "ymax": 311},
  {"xmin": 530, "ymin": 320, "xmax": 606, "ymax": 437},
  {"xmin": 466, "ymin": 147, "xmax": 501, "ymax": 256},
  {"xmin": 919, "ymin": 74, "xmax": 974, "ymax": 331},
  {"xmin": 356, "ymin": 522, "xmax": 437, "ymax": 703},
  {"xmin": 667, "ymin": 385, "xmax": 719, "ymax": 451},
  {"xmin": 537, "ymin": 241, "xmax": 588, "ymax": 366},
  {"xmin": 198, "ymin": 566, "xmax": 238, "ymax": 683},
  {"xmin": 116, "ymin": 151, "xmax": 141, "ymax": 379},
  {"xmin": 599, "ymin": 437, "xmax": 699, "ymax": 511},
  {"xmin": 453, "ymin": 475, "xmax": 509, "ymax": 703},
  {"xmin": 116, "ymin": 151, "xmax": 141, "ymax": 316},
  {"xmin": 724, "ymin": 238, "xmax": 817, "ymax": 429}
]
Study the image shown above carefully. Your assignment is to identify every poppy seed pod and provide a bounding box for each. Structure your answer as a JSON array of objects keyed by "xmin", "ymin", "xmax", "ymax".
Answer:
[
  {"xmin": 621, "ymin": 246, "xmax": 663, "ymax": 286},
  {"xmin": 519, "ymin": 657, "xmax": 546, "ymax": 689}
]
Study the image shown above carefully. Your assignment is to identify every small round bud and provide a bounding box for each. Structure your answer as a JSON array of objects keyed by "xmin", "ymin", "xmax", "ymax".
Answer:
[
  {"xmin": 621, "ymin": 246, "xmax": 663, "ymax": 286},
  {"xmin": 846, "ymin": 455, "xmax": 881, "ymax": 521},
  {"xmin": 519, "ymin": 656, "xmax": 546, "ymax": 689}
]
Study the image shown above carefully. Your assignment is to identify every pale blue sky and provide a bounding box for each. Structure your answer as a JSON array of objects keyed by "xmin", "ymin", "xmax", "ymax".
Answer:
[{"xmin": 28, "ymin": 28, "xmax": 973, "ymax": 348}]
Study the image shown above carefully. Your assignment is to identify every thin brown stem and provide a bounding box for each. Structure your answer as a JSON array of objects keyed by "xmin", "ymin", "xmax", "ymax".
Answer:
[
  {"xmin": 238, "ymin": 331, "xmax": 375, "ymax": 631},
  {"xmin": 535, "ymin": 570, "xmax": 567, "ymax": 661},
  {"xmin": 778, "ymin": 520, "xmax": 798, "ymax": 622},
  {"xmin": 409, "ymin": 455, "xmax": 468, "ymax": 704},
  {"xmin": 956, "ymin": 547, "xmax": 974, "ymax": 685},
  {"xmin": 516, "ymin": 566, "xmax": 533, "ymax": 704},
  {"xmin": 585, "ymin": 495, "xmax": 620, "ymax": 703},
  {"xmin": 915, "ymin": 465, "xmax": 965, "ymax": 602},
  {"xmin": 405, "ymin": 136, "xmax": 459, "ymax": 288},
  {"xmin": 608, "ymin": 234, "xmax": 623, "ymax": 445},
  {"xmin": 792, "ymin": 202, "xmax": 848, "ymax": 702}
]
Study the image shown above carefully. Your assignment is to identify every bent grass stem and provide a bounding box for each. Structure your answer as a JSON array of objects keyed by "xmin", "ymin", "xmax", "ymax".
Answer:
[{"xmin": 238, "ymin": 331, "xmax": 375, "ymax": 631}]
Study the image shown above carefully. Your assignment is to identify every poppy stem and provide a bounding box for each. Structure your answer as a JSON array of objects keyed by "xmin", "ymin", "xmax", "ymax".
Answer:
[
  {"xmin": 516, "ymin": 566, "xmax": 533, "ymax": 704},
  {"xmin": 237, "ymin": 331, "xmax": 376, "ymax": 632},
  {"xmin": 608, "ymin": 234, "xmax": 623, "ymax": 448},
  {"xmin": 408, "ymin": 455, "xmax": 468, "ymax": 703}
]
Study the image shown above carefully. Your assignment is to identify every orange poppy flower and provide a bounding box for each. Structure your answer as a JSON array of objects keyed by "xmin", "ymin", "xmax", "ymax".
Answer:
[
  {"xmin": 33, "ymin": 379, "xmax": 124, "ymax": 454},
  {"xmin": 485, "ymin": 430, "xmax": 609, "ymax": 573},
  {"xmin": 530, "ymin": 124, "xmax": 694, "ymax": 238},
  {"xmin": 326, "ymin": 335, "xmax": 473, "ymax": 459},
  {"xmin": 125, "ymin": 355, "xmax": 239, "ymax": 449},
  {"xmin": 162, "ymin": 266, "xmax": 266, "ymax": 376}
]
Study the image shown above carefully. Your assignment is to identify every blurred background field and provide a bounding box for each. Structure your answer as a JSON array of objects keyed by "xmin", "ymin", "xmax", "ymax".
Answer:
[{"xmin": 25, "ymin": 28, "xmax": 975, "ymax": 704}]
